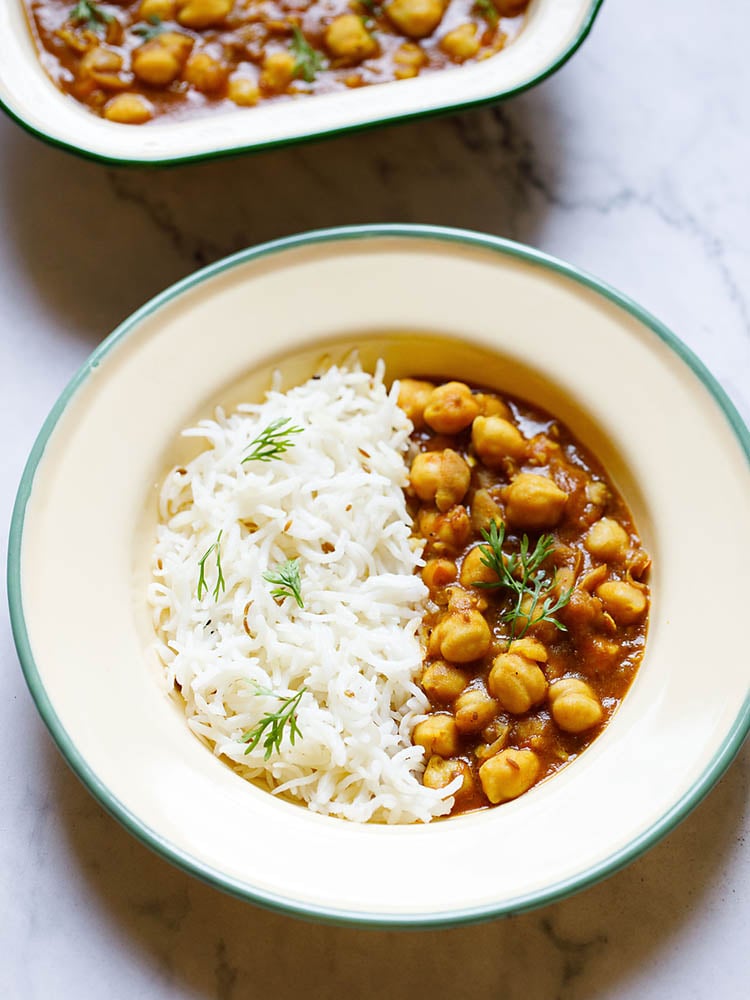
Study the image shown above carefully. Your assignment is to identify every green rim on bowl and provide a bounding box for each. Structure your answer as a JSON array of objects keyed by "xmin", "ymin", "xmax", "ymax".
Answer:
[
  {"xmin": 0, "ymin": 1, "xmax": 605, "ymax": 167},
  {"xmin": 8, "ymin": 224, "xmax": 750, "ymax": 927}
]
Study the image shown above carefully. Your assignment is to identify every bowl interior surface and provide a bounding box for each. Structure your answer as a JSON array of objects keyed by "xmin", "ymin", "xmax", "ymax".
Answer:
[
  {"xmin": 0, "ymin": 0, "xmax": 600, "ymax": 163},
  {"xmin": 13, "ymin": 229, "xmax": 750, "ymax": 924}
]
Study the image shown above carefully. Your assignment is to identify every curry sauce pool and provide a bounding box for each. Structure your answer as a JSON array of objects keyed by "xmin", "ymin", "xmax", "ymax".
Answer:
[{"xmin": 400, "ymin": 377, "xmax": 650, "ymax": 814}]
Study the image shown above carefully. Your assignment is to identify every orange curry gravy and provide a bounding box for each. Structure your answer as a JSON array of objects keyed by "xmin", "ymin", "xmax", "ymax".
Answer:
[
  {"xmin": 399, "ymin": 379, "xmax": 651, "ymax": 816},
  {"xmin": 23, "ymin": 0, "xmax": 530, "ymax": 124}
]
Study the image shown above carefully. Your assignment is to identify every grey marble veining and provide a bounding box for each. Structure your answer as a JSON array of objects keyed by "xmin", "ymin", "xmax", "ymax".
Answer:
[{"xmin": 1, "ymin": 0, "xmax": 748, "ymax": 997}]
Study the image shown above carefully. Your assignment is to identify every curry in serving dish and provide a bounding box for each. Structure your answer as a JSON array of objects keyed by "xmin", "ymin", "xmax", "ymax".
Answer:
[
  {"xmin": 400, "ymin": 378, "xmax": 650, "ymax": 814},
  {"xmin": 23, "ymin": 0, "xmax": 530, "ymax": 124}
]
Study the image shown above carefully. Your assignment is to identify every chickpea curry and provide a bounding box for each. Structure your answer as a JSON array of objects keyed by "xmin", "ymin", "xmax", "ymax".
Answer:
[
  {"xmin": 398, "ymin": 378, "xmax": 651, "ymax": 815},
  {"xmin": 23, "ymin": 0, "xmax": 531, "ymax": 125}
]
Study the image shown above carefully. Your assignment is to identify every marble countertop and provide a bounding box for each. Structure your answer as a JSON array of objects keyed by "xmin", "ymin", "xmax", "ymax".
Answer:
[{"xmin": 1, "ymin": 0, "xmax": 748, "ymax": 996}]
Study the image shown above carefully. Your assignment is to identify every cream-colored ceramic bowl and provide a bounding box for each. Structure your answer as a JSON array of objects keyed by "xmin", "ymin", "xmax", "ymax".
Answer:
[
  {"xmin": 9, "ymin": 226, "xmax": 750, "ymax": 926},
  {"xmin": 0, "ymin": 1, "xmax": 602, "ymax": 165}
]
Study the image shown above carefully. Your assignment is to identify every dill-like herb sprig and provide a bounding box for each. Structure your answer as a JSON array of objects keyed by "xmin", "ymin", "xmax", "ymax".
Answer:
[
  {"xmin": 197, "ymin": 530, "xmax": 226, "ymax": 601},
  {"xmin": 473, "ymin": 0, "xmax": 499, "ymax": 26},
  {"xmin": 131, "ymin": 15, "xmax": 164, "ymax": 41},
  {"xmin": 242, "ymin": 417, "xmax": 304, "ymax": 463},
  {"xmin": 475, "ymin": 519, "xmax": 573, "ymax": 640},
  {"xmin": 290, "ymin": 26, "xmax": 325, "ymax": 83},
  {"xmin": 241, "ymin": 686, "xmax": 306, "ymax": 759},
  {"xmin": 69, "ymin": 0, "xmax": 113, "ymax": 31},
  {"xmin": 264, "ymin": 558, "xmax": 304, "ymax": 608}
]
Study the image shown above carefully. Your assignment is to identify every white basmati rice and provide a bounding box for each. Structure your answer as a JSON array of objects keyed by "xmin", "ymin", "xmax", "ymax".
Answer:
[{"xmin": 148, "ymin": 361, "xmax": 457, "ymax": 823}]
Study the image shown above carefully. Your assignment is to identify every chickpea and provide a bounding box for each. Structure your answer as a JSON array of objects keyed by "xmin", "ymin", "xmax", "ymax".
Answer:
[
  {"xmin": 159, "ymin": 32, "xmax": 195, "ymax": 63},
  {"xmin": 410, "ymin": 451, "xmax": 442, "ymax": 505},
  {"xmin": 595, "ymin": 581, "xmax": 648, "ymax": 625},
  {"xmin": 440, "ymin": 24, "xmax": 480, "ymax": 62},
  {"xmin": 509, "ymin": 636, "xmax": 548, "ymax": 662},
  {"xmin": 393, "ymin": 41, "xmax": 427, "ymax": 78},
  {"xmin": 560, "ymin": 588, "xmax": 603, "ymax": 632},
  {"xmin": 260, "ymin": 51, "xmax": 296, "ymax": 92},
  {"xmin": 585, "ymin": 517, "xmax": 630, "ymax": 561},
  {"xmin": 132, "ymin": 41, "xmax": 182, "ymax": 87},
  {"xmin": 423, "ymin": 381, "xmax": 480, "ymax": 434},
  {"xmin": 505, "ymin": 473, "xmax": 568, "ymax": 530},
  {"xmin": 475, "ymin": 393, "xmax": 511, "ymax": 419},
  {"xmin": 549, "ymin": 678, "xmax": 603, "ymax": 733},
  {"xmin": 472, "ymin": 415, "xmax": 527, "ymax": 465},
  {"xmin": 421, "ymin": 660, "xmax": 467, "ymax": 703},
  {"xmin": 79, "ymin": 47, "xmax": 127, "ymax": 89},
  {"xmin": 436, "ymin": 608, "xmax": 491, "ymax": 663},
  {"xmin": 103, "ymin": 93, "xmax": 153, "ymax": 124},
  {"xmin": 176, "ymin": 0, "xmax": 232, "ymax": 30},
  {"xmin": 410, "ymin": 449, "xmax": 470, "ymax": 511},
  {"xmin": 488, "ymin": 651, "xmax": 547, "ymax": 714},
  {"xmin": 435, "ymin": 505, "xmax": 472, "ymax": 551},
  {"xmin": 459, "ymin": 545, "xmax": 497, "ymax": 588},
  {"xmin": 479, "ymin": 748, "xmax": 540, "ymax": 804},
  {"xmin": 418, "ymin": 507, "xmax": 439, "ymax": 538},
  {"xmin": 138, "ymin": 0, "xmax": 176, "ymax": 19},
  {"xmin": 454, "ymin": 688, "xmax": 498, "ymax": 734},
  {"xmin": 397, "ymin": 378, "xmax": 434, "ymax": 429},
  {"xmin": 183, "ymin": 51, "xmax": 228, "ymax": 93},
  {"xmin": 228, "ymin": 75, "xmax": 260, "ymax": 106},
  {"xmin": 324, "ymin": 15, "xmax": 377, "ymax": 63},
  {"xmin": 586, "ymin": 481, "xmax": 609, "ymax": 508},
  {"xmin": 470, "ymin": 488, "xmax": 503, "ymax": 533},
  {"xmin": 423, "ymin": 756, "xmax": 473, "ymax": 795},
  {"xmin": 446, "ymin": 586, "xmax": 483, "ymax": 614},
  {"xmin": 412, "ymin": 715, "xmax": 460, "ymax": 756},
  {"xmin": 386, "ymin": 0, "xmax": 445, "ymax": 38},
  {"xmin": 422, "ymin": 558, "xmax": 457, "ymax": 591}
]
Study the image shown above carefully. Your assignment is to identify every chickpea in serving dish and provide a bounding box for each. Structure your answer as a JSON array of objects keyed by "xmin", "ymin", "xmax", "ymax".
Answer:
[
  {"xmin": 400, "ymin": 377, "xmax": 651, "ymax": 815},
  {"xmin": 23, "ymin": 0, "xmax": 531, "ymax": 123}
]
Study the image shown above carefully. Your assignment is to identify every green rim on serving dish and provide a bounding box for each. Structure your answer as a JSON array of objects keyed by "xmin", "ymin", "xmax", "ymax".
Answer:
[
  {"xmin": 0, "ymin": 1, "xmax": 605, "ymax": 167},
  {"xmin": 8, "ymin": 224, "xmax": 750, "ymax": 927}
]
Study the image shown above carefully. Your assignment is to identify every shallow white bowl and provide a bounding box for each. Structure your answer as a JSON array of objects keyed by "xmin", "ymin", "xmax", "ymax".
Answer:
[
  {"xmin": 1, "ymin": 0, "xmax": 602, "ymax": 165},
  {"xmin": 9, "ymin": 225, "xmax": 750, "ymax": 926}
]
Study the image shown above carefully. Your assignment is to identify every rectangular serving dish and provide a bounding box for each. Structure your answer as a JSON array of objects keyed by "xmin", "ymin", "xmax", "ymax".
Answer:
[{"xmin": 0, "ymin": 0, "xmax": 602, "ymax": 166}]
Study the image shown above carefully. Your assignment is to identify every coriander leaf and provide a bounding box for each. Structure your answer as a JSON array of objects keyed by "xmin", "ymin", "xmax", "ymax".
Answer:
[
  {"xmin": 131, "ymin": 15, "xmax": 164, "ymax": 42},
  {"xmin": 474, "ymin": 518, "xmax": 572, "ymax": 640},
  {"xmin": 69, "ymin": 0, "xmax": 114, "ymax": 32},
  {"xmin": 241, "ymin": 686, "xmax": 306, "ymax": 760},
  {"xmin": 197, "ymin": 530, "xmax": 226, "ymax": 602},
  {"xmin": 243, "ymin": 417, "xmax": 303, "ymax": 463},
  {"xmin": 473, "ymin": 0, "xmax": 499, "ymax": 26},
  {"xmin": 264, "ymin": 558, "xmax": 304, "ymax": 608},
  {"xmin": 290, "ymin": 26, "xmax": 325, "ymax": 83}
]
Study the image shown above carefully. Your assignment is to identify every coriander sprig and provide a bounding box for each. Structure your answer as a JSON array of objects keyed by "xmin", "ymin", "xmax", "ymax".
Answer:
[
  {"xmin": 243, "ymin": 417, "xmax": 303, "ymax": 463},
  {"xmin": 69, "ymin": 0, "xmax": 113, "ymax": 32},
  {"xmin": 290, "ymin": 26, "xmax": 325, "ymax": 83},
  {"xmin": 197, "ymin": 530, "xmax": 226, "ymax": 601},
  {"xmin": 264, "ymin": 558, "xmax": 304, "ymax": 608},
  {"xmin": 131, "ymin": 15, "xmax": 164, "ymax": 41},
  {"xmin": 241, "ymin": 686, "xmax": 306, "ymax": 759},
  {"xmin": 473, "ymin": 0, "xmax": 499, "ymax": 26},
  {"xmin": 475, "ymin": 519, "xmax": 573, "ymax": 640}
]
